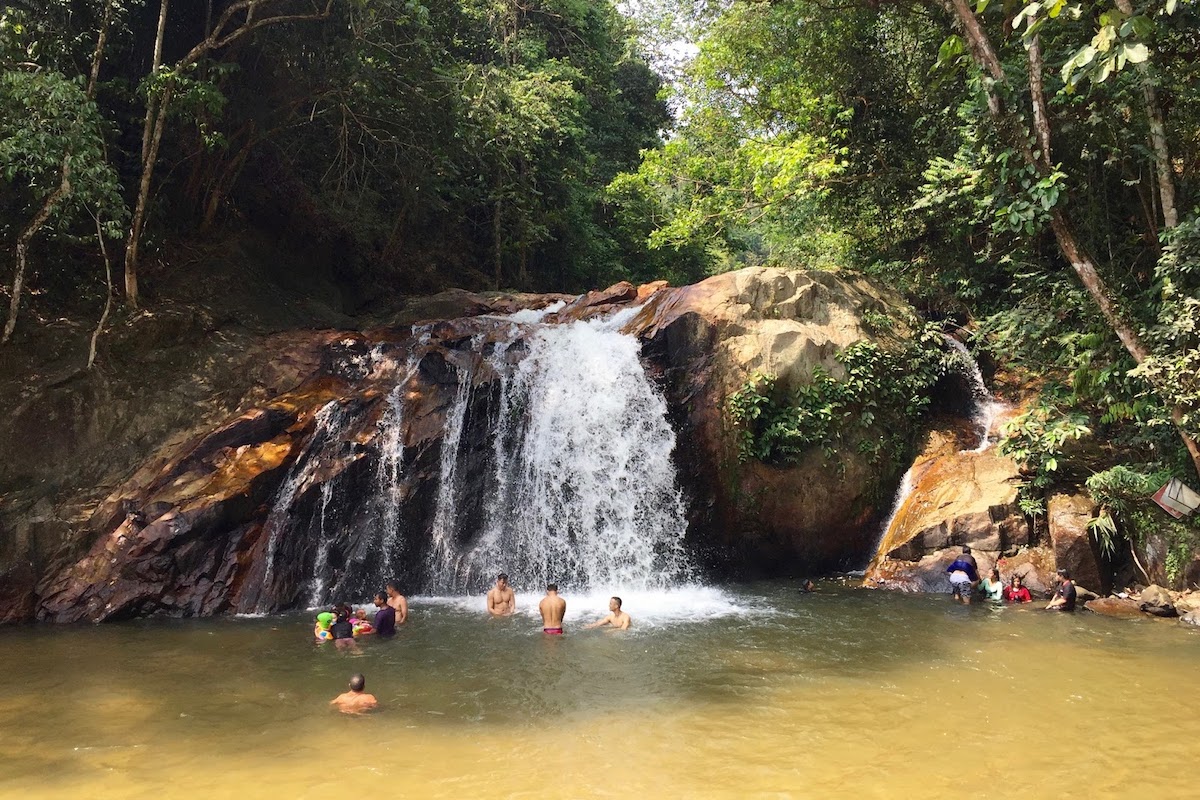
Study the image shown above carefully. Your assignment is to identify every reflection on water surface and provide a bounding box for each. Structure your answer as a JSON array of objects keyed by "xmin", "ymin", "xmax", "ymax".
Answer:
[{"xmin": 2, "ymin": 583, "xmax": 1197, "ymax": 799}]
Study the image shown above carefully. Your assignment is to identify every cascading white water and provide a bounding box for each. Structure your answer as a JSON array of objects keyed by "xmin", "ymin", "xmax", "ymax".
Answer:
[
  {"xmin": 425, "ymin": 355, "xmax": 477, "ymax": 587},
  {"xmin": 431, "ymin": 308, "xmax": 691, "ymax": 592},
  {"xmin": 944, "ymin": 336, "xmax": 1007, "ymax": 453},
  {"xmin": 259, "ymin": 400, "xmax": 347, "ymax": 603},
  {"xmin": 306, "ymin": 480, "xmax": 336, "ymax": 608},
  {"xmin": 371, "ymin": 356, "xmax": 421, "ymax": 587}
]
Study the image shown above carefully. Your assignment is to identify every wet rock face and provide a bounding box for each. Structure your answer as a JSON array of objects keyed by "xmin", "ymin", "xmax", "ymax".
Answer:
[
  {"xmin": 14, "ymin": 268, "xmax": 936, "ymax": 621},
  {"xmin": 862, "ymin": 423, "xmax": 1034, "ymax": 592},
  {"xmin": 30, "ymin": 305, "xmax": 552, "ymax": 622},
  {"xmin": 632, "ymin": 267, "xmax": 922, "ymax": 576}
]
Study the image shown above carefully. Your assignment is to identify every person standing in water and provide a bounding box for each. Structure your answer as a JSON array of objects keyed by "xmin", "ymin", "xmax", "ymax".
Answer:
[
  {"xmin": 946, "ymin": 546, "xmax": 980, "ymax": 604},
  {"xmin": 539, "ymin": 583, "xmax": 566, "ymax": 634},
  {"xmin": 584, "ymin": 596, "xmax": 631, "ymax": 630},
  {"xmin": 330, "ymin": 673, "xmax": 377, "ymax": 714},
  {"xmin": 385, "ymin": 582, "xmax": 408, "ymax": 624},
  {"xmin": 372, "ymin": 591, "xmax": 396, "ymax": 636},
  {"xmin": 487, "ymin": 573, "xmax": 516, "ymax": 617}
]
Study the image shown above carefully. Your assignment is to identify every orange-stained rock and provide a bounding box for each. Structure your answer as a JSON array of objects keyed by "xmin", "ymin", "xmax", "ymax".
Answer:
[{"xmin": 1085, "ymin": 596, "xmax": 1146, "ymax": 619}]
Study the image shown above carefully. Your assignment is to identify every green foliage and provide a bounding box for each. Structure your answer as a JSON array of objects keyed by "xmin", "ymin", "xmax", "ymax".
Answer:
[
  {"xmin": 998, "ymin": 396, "xmax": 1092, "ymax": 489},
  {"xmin": 727, "ymin": 325, "xmax": 948, "ymax": 467},
  {"xmin": 0, "ymin": 69, "xmax": 125, "ymax": 238},
  {"xmin": 1086, "ymin": 464, "xmax": 1200, "ymax": 585},
  {"xmin": 1132, "ymin": 215, "xmax": 1200, "ymax": 447}
]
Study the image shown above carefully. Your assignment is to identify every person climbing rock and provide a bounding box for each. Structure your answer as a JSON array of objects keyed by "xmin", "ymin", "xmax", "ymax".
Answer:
[{"xmin": 946, "ymin": 546, "xmax": 980, "ymax": 604}]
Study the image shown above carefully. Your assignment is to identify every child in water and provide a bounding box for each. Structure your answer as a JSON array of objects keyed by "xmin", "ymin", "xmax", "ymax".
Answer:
[
  {"xmin": 351, "ymin": 608, "xmax": 374, "ymax": 636},
  {"xmin": 314, "ymin": 611, "xmax": 335, "ymax": 642}
]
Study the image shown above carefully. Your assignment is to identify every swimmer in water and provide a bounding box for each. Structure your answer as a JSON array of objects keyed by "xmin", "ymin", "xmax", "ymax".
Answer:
[
  {"xmin": 584, "ymin": 596, "xmax": 631, "ymax": 630},
  {"xmin": 330, "ymin": 607, "xmax": 357, "ymax": 650},
  {"xmin": 385, "ymin": 583, "xmax": 409, "ymax": 625},
  {"xmin": 314, "ymin": 611, "xmax": 335, "ymax": 642},
  {"xmin": 539, "ymin": 583, "xmax": 566, "ymax": 635},
  {"xmin": 330, "ymin": 673, "xmax": 377, "ymax": 714},
  {"xmin": 487, "ymin": 573, "xmax": 516, "ymax": 617}
]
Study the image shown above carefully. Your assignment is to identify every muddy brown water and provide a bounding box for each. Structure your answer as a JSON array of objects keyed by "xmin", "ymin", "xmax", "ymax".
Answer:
[{"xmin": 2, "ymin": 583, "xmax": 1197, "ymax": 799}]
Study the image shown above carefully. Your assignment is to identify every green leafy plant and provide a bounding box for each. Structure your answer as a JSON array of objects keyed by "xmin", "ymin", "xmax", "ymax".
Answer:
[
  {"xmin": 998, "ymin": 398, "xmax": 1092, "ymax": 489},
  {"xmin": 727, "ymin": 325, "xmax": 948, "ymax": 469}
]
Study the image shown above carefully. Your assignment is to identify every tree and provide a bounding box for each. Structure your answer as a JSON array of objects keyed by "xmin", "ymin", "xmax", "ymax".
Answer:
[
  {"xmin": 123, "ymin": 0, "xmax": 336, "ymax": 308},
  {"xmin": 0, "ymin": 0, "xmax": 125, "ymax": 343}
]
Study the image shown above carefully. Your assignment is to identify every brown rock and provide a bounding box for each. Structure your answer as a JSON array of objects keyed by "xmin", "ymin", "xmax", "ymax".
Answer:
[
  {"xmin": 634, "ymin": 267, "xmax": 925, "ymax": 575},
  {"xmin": 1048, "ymin": 492, "xmax": 1107, "ymax": 593},
  {"xmin": 550, "ymin": 281, "xmax": 639, "ymax": 323},
  {"xmin": 1085, "ymin": 596, "xmax": 1145, "ymax": 619}
]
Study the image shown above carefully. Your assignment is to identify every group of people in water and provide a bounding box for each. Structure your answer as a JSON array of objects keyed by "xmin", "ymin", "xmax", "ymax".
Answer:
[
  {"xmin": 324, "ymin": 573, "xmax": 631, "ymax": 711},
  {"xmin": 946, "ymin": 546, "xmax": 1077, "ymax": 610}
]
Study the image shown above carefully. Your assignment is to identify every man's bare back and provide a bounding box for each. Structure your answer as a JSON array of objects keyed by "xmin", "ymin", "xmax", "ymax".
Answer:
[
  {"xmin": 330, "ymin": 674, "xmax": 377, "ymax": 714},
  {"xmin": 330, "ymin": 690, "xmax": 377, "ymax": 714},
  {"xmin": 487, "ymin": 574, "xmax": 516, "ymax": 616},
  {"xmin": 539, "ymin": 584, "xmax": 566, "ymax": 633}
]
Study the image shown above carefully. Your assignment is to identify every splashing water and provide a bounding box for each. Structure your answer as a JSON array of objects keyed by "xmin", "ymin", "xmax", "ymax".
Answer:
[
  {"xmin": 429, "ymin": 308, "xmax": 691, "ymax": 593},
  {"xmin": 944, "ymin": 335, "xmax": 1008, "ymax": 453},
  {"xmin": 259, "ymin": 400, "xmax": 349, "ymax": 603}
]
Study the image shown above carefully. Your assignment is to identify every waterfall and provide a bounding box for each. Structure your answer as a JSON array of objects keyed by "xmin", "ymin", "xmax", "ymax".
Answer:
[
  {"xmin": 259, "ymin": 400, "xmax": 349, "ymax": 605},
  {"xmin": 427, "ymin": 308, "xmax": 691, "ymax": 593},
  {"xmin": 371, "ymin": 356, "xmax": 421, "ymax": 588},
  {"xmin": 869, "ymin": 335, "xmax": 1010, "ymax": 564},
  {"xmin": 306, "ymin": 480, "xmax": 337, "ymax": 608},
  {"xmin": 426, "ymin": 357, "xmax": 477, "ymax": 587},
  {"xmin": 267, "ymin": 302, "xmax": 691, "ymax": 605},
  {"xmin": 944, "ymin": 336, "xmax": 1007, "ymax": 453}
]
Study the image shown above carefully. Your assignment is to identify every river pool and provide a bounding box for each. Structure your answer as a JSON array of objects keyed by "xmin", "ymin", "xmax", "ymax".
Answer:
[{"xmin": 2, "ymin": 582, "xmax": 1197, "ymax": 799}]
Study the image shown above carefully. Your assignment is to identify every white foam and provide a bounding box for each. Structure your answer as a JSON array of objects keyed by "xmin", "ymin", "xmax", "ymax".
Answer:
[
  {"xmin": 504, "ymin": 300, "xmax": 567, "ymax": 325},
  {"xmin": 413, "ymin": 585, "xmax": 772, "ymax": 625}
]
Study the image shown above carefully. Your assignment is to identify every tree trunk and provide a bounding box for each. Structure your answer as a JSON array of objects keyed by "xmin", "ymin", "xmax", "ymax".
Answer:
[
  {"xmin": 141, "ymin": 0, "xmax": 170, "ymax": 166},
  {"xmin": 1114, "ymin": 0, "xmax": 1177, "ymax": 230},
  {"xmin": 3, "ymin": 161, "xmax": 71, "ymax": 344},
  {"xmin": 125, "ymin": 85, "xmax": 173, "ymax": 309},
  {"xmin": 493, "ymin": 198, "xmax": 504, "ymax": 290},
  {"xmin": 88, "ymin": 210, "xmax": 114, "ymax": 369}
]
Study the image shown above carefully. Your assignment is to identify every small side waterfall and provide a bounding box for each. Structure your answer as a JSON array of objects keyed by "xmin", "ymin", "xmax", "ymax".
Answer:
[
  {"xmin": 944, "ymin": 336, "xmax": 1006, "ymax": 453},
  {"xmin": 869, "ymin": 335, "xmax": 1010, "ymax": 565}
]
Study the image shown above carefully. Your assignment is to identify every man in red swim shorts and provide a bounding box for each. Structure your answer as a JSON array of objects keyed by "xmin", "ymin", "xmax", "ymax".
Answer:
[{"xmin": 539, "ymin": 582, "xmax": 566, "ymax": 634}]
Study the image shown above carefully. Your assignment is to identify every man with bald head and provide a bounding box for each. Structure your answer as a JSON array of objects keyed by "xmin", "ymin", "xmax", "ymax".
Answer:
[{"xmin": 330, "ymin": 674, "xmax": 377, "ymax": 714}]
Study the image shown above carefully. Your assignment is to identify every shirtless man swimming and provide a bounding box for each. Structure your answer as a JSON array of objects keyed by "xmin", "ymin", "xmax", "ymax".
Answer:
[
  {"xmin": 385, "ymin": 582, "xmax": 408, "ymax": 624},
  {"xmin": 584, "ymin": 596, "xmax": 631, "ymax": 630},
  {"xmin": 330, "ymin": 673, "xmax": 377, "ymax": 714},
  {"xmin": 538, "ymin": 583, "xmax": 566, "ymax": 634},
  {"xmin": 487, "ymin": 573, "xmax": 516, "ymax": 617}
]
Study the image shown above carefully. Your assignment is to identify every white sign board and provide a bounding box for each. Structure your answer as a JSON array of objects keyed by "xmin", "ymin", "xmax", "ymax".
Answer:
[{"xmin": 1152, "ymin": 478, "xmax": 1200, "ymax": 519}]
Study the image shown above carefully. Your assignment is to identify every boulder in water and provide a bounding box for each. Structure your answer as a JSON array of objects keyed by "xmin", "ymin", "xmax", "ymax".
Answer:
[{"xmin": 633, "ymin": 267, "xmax": 924, "ymax": 575}]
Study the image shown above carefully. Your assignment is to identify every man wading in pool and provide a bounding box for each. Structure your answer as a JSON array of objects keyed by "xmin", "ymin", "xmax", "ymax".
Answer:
[
  {"xmin": 539, "ymin": 583, "xmax": 566, "ymax": 634},
  {"xmin": 584, "ymin": 596, "xmax": 631, "ymax": 630},
  {"xmin": 487, "ymin": 573, "xmax": 516, "ymax": 617},
  {"xmin": 330, "ymin": 673, "xmax": 377, "ymax": 714}
]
